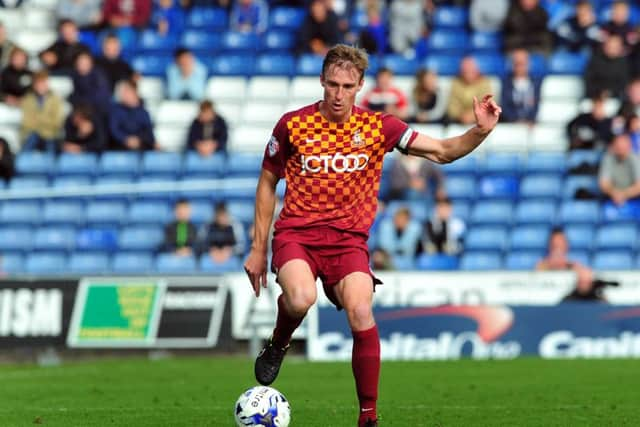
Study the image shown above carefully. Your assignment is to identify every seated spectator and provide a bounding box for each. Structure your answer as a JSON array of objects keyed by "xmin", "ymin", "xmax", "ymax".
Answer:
[
  {"xmin": 62, "ymin": 104, "xmax": 106, "ymax": 153},
  {"xmin": 0, "ymin": 137, "xmax": 14, "ymax": 183},
  {"xmin": 109, "ymin": 80, "xmax": 156, "ymax": 151},
  {"xmin": 446, "ymin": 56, "xmax": 492, "ymax": 124},
  {"xmin": 166, "ymin": 48, "xmax": 207, "ymax": 101},
  {"xmin": 199, "ymin": 202, "xmax": 246, "ymax": 263},
  {"xmin": 561, "ymin": 267, "xmax": 607, "ymax": 303},
  {"xmin": 388, "ymin": 154, "xmax": 445, "ymax": 201},
  {"xmin": 389, "ymin": 0, "xmax": 427, "ymax": 55},
  {"xmin": 601, "ymin": 0, "xmax": 637, "ymax": 49},
  {"xmin": 554, "ymin": 0, "xmax": 601, "ymax": 53},
  {"xmin": 617, "ymin": 78, "xmax": 640, "ymax": 122},
  {"xmin": 102, "ymin": 0, "xmax": 152, "ymax": 28},
  {"xmin": 297, "ymin": 0, "xmax": 340, "ymax": 56},
  {"xmin": 0, "ymin": 22, "xmax": 16, "ymax": 69},
  {"xmin": 567, "ymin": 94, "xmax": 616, "ymax": 151},
  {"xmin": 56, "ymin": 0, "xmax": 103, "ymax": 30},
  {"xmin": 599, "ymin": 133, "xmax": 640, "ymax": 206},
  {"xmin": 377, "ymin": 207, "xmax": 422, "ymax": 258},
  {"xmin": 409, "ymin": 68, "xmax": 440, "ymax": 123},
  {"xmin": 584, "ymin": 35, "xmax": 630, "ymax": 99},
  {"xmin": 20, "ymin": 71, "xmax": 64, "ymax": 154},
  {"xmin": 371, "ymin": 248, "xmax": 393, "ymax": 271},
  {"xmin": 469, "ymin": 0, "xmax": 509, "ymax": 32},
  {"xmin": 418, "ymin": 196, "xmax": 465, "ymax": 256},
  {"xmin": 361, "ymin": 67, "xmax": 409, "ymax": 120},
  {"xmin": 0, "ymin": 47, "xmax": 32, "ymax": 106},
  {"xmin": 503, "ymin": 0, "xmax": 552, "ymax": 55},
  {"xmin": 39, "ymin": 19, "xmax": 90, "ymax": 75},
  {"xmin": 536, "ymin": 227, "xmax": 590, "ymax": 271},
  {"xmin": 151, "ymin": 0, "xmax": 185, "ymax": 36},
  {"xmin": 187, "ymin": 100, "xmax": 228, "ymax": 156},
  {"xmin": 162, "ymin": 199, "xmax": 197, "ymax": 256},
  {"xmin": 357, "ymin": 2, "xmax": 387, "ymax": 56},
  {"xmin": 230, "ymin": 0, "xmax": 268, "ymax": 34},
  {"xmin": 500, "ymin": 49, "xmax": 541, "ymax": 124},
  {"xmin": 69, "ymin": 51, "xmax": 111, "ymax": 117},
  {"xmin": 95, "ymin": 34, "xmax": 137, "ymax": 93}
]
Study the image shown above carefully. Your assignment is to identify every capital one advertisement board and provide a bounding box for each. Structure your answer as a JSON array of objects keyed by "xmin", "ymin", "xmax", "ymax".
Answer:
[{"xmin": 308, "ymin": 304, "xmax": 640, "ymax": 360}]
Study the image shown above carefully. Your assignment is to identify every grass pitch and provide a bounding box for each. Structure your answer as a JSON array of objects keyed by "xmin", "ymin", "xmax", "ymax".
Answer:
[{"xmin": 0, "ymin": 356, "xmax": 638, "ymax": 426}]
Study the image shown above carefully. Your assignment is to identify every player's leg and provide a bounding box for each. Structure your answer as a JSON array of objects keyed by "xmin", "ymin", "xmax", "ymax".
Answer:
[{"xmin": 334, "ymin": 272, "xmax": 379, "ymax": 427}]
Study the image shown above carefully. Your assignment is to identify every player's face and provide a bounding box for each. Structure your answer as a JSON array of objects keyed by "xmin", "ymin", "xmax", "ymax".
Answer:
[{"xmin": 320, "ymin": 64, "xmax": 363, "ymax": 122}]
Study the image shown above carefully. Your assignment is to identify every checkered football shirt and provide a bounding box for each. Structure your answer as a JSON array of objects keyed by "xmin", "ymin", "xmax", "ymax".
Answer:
[{"xmin": 262, "ymin": 102, "xmax": 418, "ymax": 237}]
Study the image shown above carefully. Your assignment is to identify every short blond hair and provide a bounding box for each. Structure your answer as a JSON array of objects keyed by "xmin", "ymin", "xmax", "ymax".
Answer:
[{"xmin": 322, "ymin": 44, "xmax": 369, "ymax": 80}]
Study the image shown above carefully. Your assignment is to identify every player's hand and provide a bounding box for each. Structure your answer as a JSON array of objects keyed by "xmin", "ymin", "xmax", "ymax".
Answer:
[
  {"xmin": 244, "ymin": 249, "xmax": 268, "ymax": 297},
  {"xmin": 473, "ymin": 94, "xmax": 502, "ymax": 134}
]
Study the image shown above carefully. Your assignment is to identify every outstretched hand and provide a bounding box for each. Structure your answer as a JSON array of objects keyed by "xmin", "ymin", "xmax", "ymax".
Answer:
[{"xmin": 473, "ymin": 94, "xmax": 502, "ymax": 134}]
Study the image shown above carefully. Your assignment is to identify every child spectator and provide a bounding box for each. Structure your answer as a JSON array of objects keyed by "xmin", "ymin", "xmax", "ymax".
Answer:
[
  {"xmin": 62, "ymin": 104, "xmax": 106, "ymax": 153},
  {"xmin": 187, "ymin": 100, "xmax": 228, "ymax": 156},
  {"xmin": 162, "ymin": 199, "xmax": 198, "ymax": 256},
  {"xmin": 20, "ymin": 71, "xmax": 64, "ymax": 154},
  {"xmin": 0, "ymin": 47, "xmax": 32, "ymax": 106},
  {"xmin": 166, "ymin": 48, "xmax": 207, "ymax": 101},
  {"xmin": 108, "ymin": 79, "xmax": 156, "ymax": 150},
  {"xmin": 199, "ymin": 202, "xmax": 246, "ymax": 263}
]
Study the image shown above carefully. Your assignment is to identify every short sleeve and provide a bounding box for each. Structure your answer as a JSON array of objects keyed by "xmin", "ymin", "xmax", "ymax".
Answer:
[
  {"xmin": 598, "ymin": 154, "xmax": 613, "ymax": 182},
  {"xmin": 381, "ymin": 113, "xmax": 418, "ymax": 154},
  {"xmin": 262, "ymin": 114, "xmax": 290, "ymax": 179},
  {"xmin": 632, "ymin": 154, "xmax": 640, "ymax": 182}
]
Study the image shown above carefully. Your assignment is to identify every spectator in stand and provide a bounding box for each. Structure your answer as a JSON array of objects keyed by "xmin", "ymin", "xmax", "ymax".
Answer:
[
  {"xmin": 69, "ymin": 51, "xmax": 111, "ymax": 118},
  {"xmin": 389, "ymin": 0, "xmax": 428, "ymax": 55},
  {"xmin": 20, "ymin": 71, "xmax": 64, "ymax": 154},
  {"xmin": 446, "ymin": 56, "xmax": 492, "ymax": 124},
  {"xmin": 109, "ymin": 79, "xmax": 156, "ymax": 151},
  {"xmin": 95, "ymin": 34, "xmax": 137, "ymax": 93},
  {"xmin": 567, "ymin": 94, "xmax": 616, "ymax": 151},
  {"xmin": 102, "ymin": 0, "xmax": 152, "ymax": 28},
  {"xmin": 469, "ymin": 0, "xmax": 509, "ymax": 32},
  {"xmin": 377, "ymin": 206, "xmax": 422, "ymax": 259},
  {"xmin": 199, "ymin": 202, "xmax": 246, "ymax": 263},
  {"xmin": 503, "ymin": 0, "xmax": 553, "ymax": 55},
  {"xmin": 360, "ymin": 67, "xmax": 409, "ymax": 120},
  {"xmin": 409, "ymin": 68, "xmax": 440, "ymax": 124},
  {"xmin": 62, "ymin": 104, "xmax": 105, "ymax": 153},
  {"xmin": 617, "ymin": 78, "xmax": 640, "ymax": 122},
  {"xmin": 418, "ymin": 196, "xmax": 465, "ymax": 256},
  {"xmin": 554, "ymin": 0, "xmax": 601, "ymax": 53},
  {"xmin": 39, "ymin": 19, "xmax": 90, "ymax": 75},
  {"xmin": 187, "ymin": 100, "xmax": 228, "ymax": 156},
  {"xmin": 162, "ymin": 199, "xmax": 198, "ymax": 256},
  {"xmin": 584, "ymin": 35, "xmax": 630, "ymax": 99},
  {"xmin": 500, "ymin": 49, "xmax": 541, "ymax": 124},
  {"xmin": 599, "ymin": 133, "xmax": 640, "ymax": 206},
  {"xmin": 0, "ymin": 137, "xmax": 14, "ymax": 183},
  {"xmin": 536, "ymin": 227, "xmax": 589, "ymax": 271},
  {"xmin": 151, "ymin": 0, "xmax": 185, "ymax": 36},
  {"xmin": 388, "ymin": 154, "xmax": 445, "ymax": 201},
  {"xmin": 230, "ymin": 0, "xmax": 268, "ymax": 34},
  {"xmin": 166, "ymin": 48, "xmax": 207, "ymax": 101},
  {"xmin": 0, "ymin": 22, "xmax": 16, "ymax": 69},
  {"xmin": 601, "ymin": 1, "xmax": 637, "ymax": 49},
  {"xmin": 56, "ymin": 0, "xmax": 103, "ymax": 30},
  {"xmin": 357, "ymin": 2, "xmax": 386, "ymax": 56},
  {"xmin": 296, "ymin": 0, "xmax": 340, "ymax": 56},
  {"xmin": 0, "ymin": 47, "xmax": 32, "ymax": 106}
]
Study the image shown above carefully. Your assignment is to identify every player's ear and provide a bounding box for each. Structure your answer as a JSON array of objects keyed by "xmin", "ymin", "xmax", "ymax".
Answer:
[{"xmin": 319, "ymin": 72, "xmax": 325, "ymax": 88}]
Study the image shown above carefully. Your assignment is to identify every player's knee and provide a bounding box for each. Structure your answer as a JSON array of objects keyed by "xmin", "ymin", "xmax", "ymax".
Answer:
[
  {"xmin": 285, "ymin": 287, "xmax": 316, "ymax": 317},
  {"xmin": 345, "ymin": 302, "xmax": 374, "ymax": 330}
]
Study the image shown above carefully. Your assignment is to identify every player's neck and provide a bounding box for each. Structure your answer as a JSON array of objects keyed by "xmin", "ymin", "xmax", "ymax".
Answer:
[{"xmin": 319, "ymin": 101, "xmax": 352, "ymax": 124}]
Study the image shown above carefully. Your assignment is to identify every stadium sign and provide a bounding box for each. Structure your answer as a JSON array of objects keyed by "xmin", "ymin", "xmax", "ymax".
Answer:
[{"xmin": 67, "ymin": 277, "xmax": 227, "ymax": 348}]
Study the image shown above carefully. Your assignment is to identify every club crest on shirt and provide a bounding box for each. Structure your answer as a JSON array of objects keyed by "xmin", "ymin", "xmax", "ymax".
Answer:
[
  {"xmin": 267, "ymin": 135, "xmax": 279, "ymax": 157},
  {"xmin": 351, "ymin": 130, "xmax": 364, "ymax": 147}
]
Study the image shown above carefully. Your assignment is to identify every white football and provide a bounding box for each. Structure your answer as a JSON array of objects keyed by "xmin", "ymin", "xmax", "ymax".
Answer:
[{"xmin": 234, "ymin": 385, "xmax": 291, "ymax": 427}]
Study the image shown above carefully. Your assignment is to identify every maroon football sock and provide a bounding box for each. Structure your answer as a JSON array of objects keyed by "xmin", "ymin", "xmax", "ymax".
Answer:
[
  {"xmin": 352, "ymin": 325, "xmax": 380, "ymax": 425},
  {"xmin": 271, "ymin": 295, "xmax": 305, "ymax": 349}
]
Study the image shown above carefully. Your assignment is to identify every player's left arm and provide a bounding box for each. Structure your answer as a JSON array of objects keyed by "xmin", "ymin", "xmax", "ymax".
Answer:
[{"xmin": 407, "ymin": 94, "xmax": 502, "ymax": 164}]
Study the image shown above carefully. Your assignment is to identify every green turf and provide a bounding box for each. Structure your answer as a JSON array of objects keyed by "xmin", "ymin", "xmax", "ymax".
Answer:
[{"xmin": 0, "ymin": 356, "xmax": 638, "ymax": 426}]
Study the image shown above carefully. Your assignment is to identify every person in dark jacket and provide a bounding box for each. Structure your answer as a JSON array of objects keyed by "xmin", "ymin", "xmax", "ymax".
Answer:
[
  {"xmin": 554, "ymin": 0, "xmax": 601, "ymax": 53},
  {"xmin": 69, "ymin": 51, "xmax": 112, "ymax": 117},
  {"xmin": 500, "ymin": 49, "xmax": 542, "ymax": 124},
  {"xmin": 584, "ymin": 35, "xmax": 630, "ymax": 99},
  {"xmin": 0, "ymin": 137, "xmax": 14, "ymax": 183},
  {"xmin": 601, "ymin": 0, "xmax": 637, "ymax": 49},
  {"xmin": 187, "ymin": 100, "xmax": 228, "ymax": 156},
  {"xmin": 39, "ymin": 19, "xmax": 90, "ymax": 75},
  {"xmin": 62, "ymin": 104, "xmax": 105, "ymax": 153},
  {"xmin": 0, "ymin": 47, "xmax": 32, "ymax": 106},
  {"xmin": 503, "ymin": 0, "xmax": 553, "ymax": 54},
  {"xmin": 198, "ymin": 202, "xmax": 242, "ymax": 264},
  {"xmin": 109, "ymin": 79, "xmax": 156, "ymax": 150},
  {"xmin": 567, "ymin": 94, "xmax": 616, "ymax": 151},
  {"xmin": 296, "ymin": 0, "xmax": 340, "ymax": 56},
  {"xmin": 162, "ymin": 199, "xmax": 198, "ymax": 256},
  {"xmin": 95, "ymin": 34, "xmax": 137, "ymax": 93}
]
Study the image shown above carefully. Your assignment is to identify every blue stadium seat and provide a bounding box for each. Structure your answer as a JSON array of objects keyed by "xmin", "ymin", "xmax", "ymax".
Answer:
[
  {"xmin": 559, "ymin": 200, "xmax": 600, "ymax": 224},
  {"xmin": 433, "ymin": 6, "xmax": 468, "ymax": 28},
  {"xmin": 227, "ymin": 201, "xmax": 256, "ymax": 224},
  {"xmin": 595, "ymin": 224, "xmax": 637, "ymax": 251},
  {"xmin": 602, "ymin": 200, "xmax": 640, "ymax": 223},
  {"xmin": 441, "ymin": 155, "xmax": 480, "ymax": 175},
  {"xmin": 52, "ymin": 176, "xmax": 92, "ymax": 190},
  {"xmin": 269, "ymin": 7, "xmax": 305, "ymax": 30},
  {"xmin": 415, "ymin": 254, "xmax": 459, "ymax": 270},
  {"xmin": 568, "ymin": 250, "xmax": 590, "ymax": 266},
  {"xmin": 1, "ymin": 253, "xmax": 24, "ymax": 273},
  {"xmin": 470, "ymin": 32, "xmax": 502, "ymax": 52},
  {"xmin": 34, "ymin": 226, "xmax": 76, "ymax": 251},
  {"xmin": 112, "ymin": 252, "xmax": 154, "ymax": 273},
  {"xmin": 156, "ymin": 253, "xmax": 197, "ymax": 273},
  {"xmin": 514, "ymin": 199, "xmax": 557, "ymax": 225},
  {"xmin": 479, "ymin": 175, "xmax": 519, "ymax": 199},
  {"xmin": 207, "ymin": 54, "xmax": 254, "ymax": 76},
  {"xmin": 132, "ymin": 55, "xmax": 173, "ymax": 77},
  {"xmin": 427, "ymin": 30, "xmax": 469, "ymax": 53},
  {"xmin": 25, "ymin": 252, "xmax": 68, "ymax": 274},
  {"xmin": 452, "ymin": 201, "xmax": 470, "ymax": 221},
  {"xmin": 99, "ymin": 152, "xmax": 140, "ymax": 176},
  {"xmin": 592, "ymin": 251, "xmax": 633, "ymax": 270},
  {"xmin": 509, "ymin": 225, "xmax": 550, "ymax": 251},
  {"xmin": 56, "ymin": 153, "xmax": 98, "ymax": 176},
  {"xmin": 465, "ymin": 226, "xmax": 508, "ymax": 251},
  {"xmin": 184, "ymin": 152, "xmax": 226, "ymax": 177},
  {"xmin": 382, "ymin": 54, "xmax": 419, "ymax": 75},
  {"xmin": 227, "ymin": 153, "xmax": 263, "ymax": 177},
  {"xmin": 189, "ymin": 200, "xmax": 213, "ymax": 224},
  {"xmin": 118, "ymin": 225, "xmax": 165, "ymax": 251},
  {"xmin": 565, "ymin": 225, "xmax": 594, "ymax": 251},
  {"xmin": 0, "ymin": 227, "xmax": 33, "ymax": 251},
  {"xmin": 349, "ymin": 8, "xmax": 367, "ymax": 30},
  {"xmin": 524, "ymin": 152, "xmax": 566, "ymax": 174},
  {"xmin": 445, "ymin": 175, "xmax": 476, "ymax": 200},
  {"xmin": 42, "ymin": 201, "xmax": 85, "ymax": 225},
  {"xmin": 471, "ymin": 53, "xmax": 506, "ymax": 76},
  {"xmin": 520, "ymin": 175, "xmax": 563, "ymax": 199},
  {"xmin": 187, "ymin": 7, "xmax": 228, "ymax": 29},
  {"xmin": 180, "ymin": 30, "xmax": 222, "ymax": 53},
  {"xmin": 76, "ymin": 228, "xmax": 119, "ymax": 251},
  {"xmin": 141, "ymin": 152, "xmax": 183, "ymax": 175},
  {"xmin": 385, "ymin": 200, "xmax": 432, "ymax": 222},
  {"xmin": 199, "ymin": 254, "xmax": 242, "ymax": 273},
  {"xmin": 127, "ymin": 201, "xmax": 172, "ymax": 224},
  {"xmin": 563, "ymin": 176, "xmax": 599, "ymax": 199},
  {"xmin": 460, "ymin": 251, "xmax": 502, "ymax": 270},
  {"xmin": 86, "ymin": 201, "xmax": 127, "ymax": 226},
  {"xmin": 508, "ymin": 52, "xmax": 547, "ymax": 77},
  {"xmin": 79, "ymin": 30, "xmax": 100, "ymax": 54},
  {"xmin": 261, "ymin": 30, "xmax": 296, "ymax": 52},
  {"xmin": 255, "ymin": 54, "xmax": 295, "ymax": 76},
  {"xmin": 16, "ymin": 152, "xmax": 53, "ymax": 175},
  {"xmin": 483, "ymin": 153, "xmax": 521, "ymax": 174},
  {"xmin": 505, "ymin": 251, "xmax": 543, "ymax": 270},
  {"xmin": 68, "ymin": 252, "xmax": 110, "ymax": 274},
  {"xmin": 221, "ymin": 31, "xmax": 259, "ymax": 52},
  {"xmin": 0, "ymin": 201, "xmax": 41, "ymax": 224},
  {"xmin": 548, "ymin": 52, "xmax": 588, "ymax": 74},
  {"xmin": 423, "ymin": 54, "xmax": 462, "ymax": 76},
  {"xmin": 137, "ymin": 30, "xmax": 178, "ymax": 52},
  {"xmin": 9, "ymin": 177, "xmax": 48, "ymax": 190},
  {"xmin": 296, "ymin": 54, "xmax": 323, "ymax": 75},
  {"xmin": 106, "ymin": 27, "xmax": 138, "ymax": 54},
  {"xmin": 567, "ymin": 149, "xmax": 601, "ymax": 171},
  {"xmin": 469, "ymin": 200, "xmax": 513, "ymax": 225}
]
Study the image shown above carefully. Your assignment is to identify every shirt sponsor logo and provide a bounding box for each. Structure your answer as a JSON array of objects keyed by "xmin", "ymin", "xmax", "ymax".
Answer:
[
  {"xmin": 267, "ymin": 136, "xmax": 279, "ymax": 157},
  {"xmin": 300, "ymin": 153, "xmax": 369, "ymax": 174}
]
